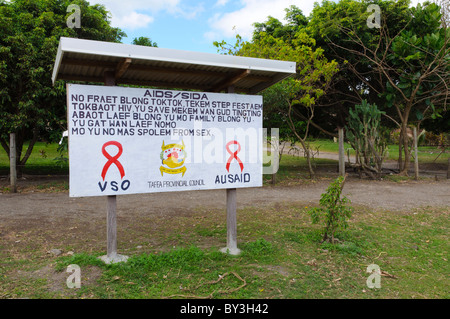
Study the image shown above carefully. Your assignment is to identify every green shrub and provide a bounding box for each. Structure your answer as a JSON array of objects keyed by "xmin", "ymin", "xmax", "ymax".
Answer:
[{"xmin": 307, "ymin": 176, "xmax": 353, "ymax": 243}]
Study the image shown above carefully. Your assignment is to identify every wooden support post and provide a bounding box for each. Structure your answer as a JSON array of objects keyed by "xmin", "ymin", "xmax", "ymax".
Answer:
[
  {"xmin": 224, "ymin": 188, "xmax": 240, "ymax": 255},
  {"xmin": 107, "ymin": 195, "xmax": 117, "ymax": 257},
  {"xmin": 99, "ymin": 70, "xmax": 128, "ymax": 264},
  {"xmin": 338, "ymin": 127, "xmax": 345, "ymax": 176},
  {"xmin": 104, "ymin": 70, "xmax": 116, "ymax": 86},
  {"xmin": 9, "ymin": 133, "xmax": 17, "ymax": 193},
  {"xmin": 220, "ymin": 85, "xmax": 241, "ymax": 255},
  {"xmin": 447, "ymin": 158, "xmax": 450, "ymax": 179},
  {"xmin": 413, "ymin": 127, "xmax": 419, "ymax": 180}
]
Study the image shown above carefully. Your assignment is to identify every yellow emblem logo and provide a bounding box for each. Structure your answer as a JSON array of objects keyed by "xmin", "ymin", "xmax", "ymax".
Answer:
[{"xmin": 160, "ymin": 140, "xmax": 187, "ymax": 176}]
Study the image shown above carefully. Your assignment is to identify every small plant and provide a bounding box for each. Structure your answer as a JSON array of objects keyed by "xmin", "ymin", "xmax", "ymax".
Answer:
[
  {"xmin": 54, "ymin": 134, "xmax": 69, "ymax": 168},
  {"xmin": 307, "ymin": 175, "xmax": 353, "ymax": 243},
  {"xmin": 242, "ymin": 238, "xmax": 274, "ymax": 260},
  {"xmin": 345, "ymin": 100, "xmax": 388, "ymax": 180}
]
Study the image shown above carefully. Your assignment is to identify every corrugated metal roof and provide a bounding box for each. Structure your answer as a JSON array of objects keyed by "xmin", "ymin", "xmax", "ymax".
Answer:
[{"xmin": 52, "ymin": 37, "xmax": 296, "ymax": 93}]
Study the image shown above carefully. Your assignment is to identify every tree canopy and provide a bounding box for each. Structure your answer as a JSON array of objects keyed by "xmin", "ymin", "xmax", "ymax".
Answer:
[
  {"xmin": 132, "ymin": 36, "xmax": 158, "ymax": 47},
  {"xmin": 0, "ymin": 0, "xmax": 125, "ymax": 171},
  {"xmin": 215, "ymin": 0, "xmax": 449, "ymax": 177},
  {"xmin": 215, "ymin": 6, "xmax": 339, "ymax": 178},
  {"xmin": 1, "ymin": 0, "xmax": 448, "ymax": 177},
  {"xmin": 308, "ymin": 0, "xmax": 449, "ymax": 173}
]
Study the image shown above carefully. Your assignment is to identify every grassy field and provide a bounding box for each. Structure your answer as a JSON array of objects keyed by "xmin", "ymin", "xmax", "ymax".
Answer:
[
  {"xmin": 262, "ymin": 154, "xmax": 338, "ymax": 184},
  {"xmin": 308, "ymin": 139, "xmax": 450, "ymax": 164},
  {"xmin": 0, "ymin": 201, "xmax": 447, "ymax": 299},
  {"xmin": 0, "ymin": 142, "xmax": 69, "ymax": 175}
]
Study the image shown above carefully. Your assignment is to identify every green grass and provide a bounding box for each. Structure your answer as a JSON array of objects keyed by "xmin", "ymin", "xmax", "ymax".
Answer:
[
  {"xmin": 1, "ymin": 203, "xmax": 447, "ymax": 299},
  {"xmin": 308, "ymin": 138, "xmax": 450, "ymax": 164},
  {"xmin": 0, "ymin": 141, "xmax": 68, "ymax": 175},
  {"xmin": 263, "ymin": 152, "xmax": 338, "ymax": 185}
]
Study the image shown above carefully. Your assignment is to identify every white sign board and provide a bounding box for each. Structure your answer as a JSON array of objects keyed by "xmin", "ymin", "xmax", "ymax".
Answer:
[{"xmin": 67, "ymin": 84, "xmax": 263, "ymax": 197}]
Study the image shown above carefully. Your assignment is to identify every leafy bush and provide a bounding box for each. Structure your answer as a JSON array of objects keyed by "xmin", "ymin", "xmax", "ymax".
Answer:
[
  {"xmin": 307, "ymin": 176, "xmax": 353, "ymax": 243},
  {"xmin": 346, "ymin": 100, "xmax": 388, "ymax": 179}
]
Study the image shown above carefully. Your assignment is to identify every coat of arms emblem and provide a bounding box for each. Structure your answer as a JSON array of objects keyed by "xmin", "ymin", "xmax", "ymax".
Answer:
[{"xmin": 159, "ymin": 140, "xmax": 187, "ymax": 176}]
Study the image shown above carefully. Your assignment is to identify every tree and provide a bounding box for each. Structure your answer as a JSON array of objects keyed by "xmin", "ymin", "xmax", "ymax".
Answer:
[
  {"xmin": 214, "ymin": 7, "xmax": 339, "ymax": 178},
  {"xmin": 253, "ymin": 5, "xmax": 308, "ymax": 43},
  {"xmin": 307, "ymin": 0, "xmax": 415, "ymax": 132},
  {"xmin": 350, "ymin": 2, "xmax": 448, "ymax": 174},
  {"xmin": 308, "ymin": 0, "xmax": 449, "ymax": 175},
  {"xmin": 0, "ymin": 0, "xmax": 125, "ymax": 174},
  {"xmin": 132, "ymin": 36, "xmax": 158, "ymax": 47}
]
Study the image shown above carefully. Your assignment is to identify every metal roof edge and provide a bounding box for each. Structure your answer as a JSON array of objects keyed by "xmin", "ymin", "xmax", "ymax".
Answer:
[
  {"xmin": 51, "ymin": 39, "xmax": 65, "ymax": 85},
  {"xmin": 55, "ymin": 37, "xmax": 296, "ymax": 75},
  {"xmin": 249, "ymin": 72, "xmax": 295, "ymax": 94}
]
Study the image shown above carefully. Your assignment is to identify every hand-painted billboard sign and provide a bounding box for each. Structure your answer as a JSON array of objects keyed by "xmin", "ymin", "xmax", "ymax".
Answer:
[{"xmin": 67, "ymin": 84, "xmax": 263, "ymax": 197}]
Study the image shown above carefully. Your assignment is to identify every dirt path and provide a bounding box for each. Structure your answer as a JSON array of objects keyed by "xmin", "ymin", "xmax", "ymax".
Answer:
[{"xmin": 1, "ymin": 178, "xmax": 448, "ymax": 224}]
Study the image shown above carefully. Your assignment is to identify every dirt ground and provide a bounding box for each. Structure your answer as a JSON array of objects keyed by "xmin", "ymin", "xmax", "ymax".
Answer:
[
  {"xmin": 1, "ymin": 172, "xmax": 449, "ymax": 222},
  {"xmin": 0, "ymin": 159, "xmax": 448, "ymax": 255},
  {"xmin": 0, "ymin": 167, "xmax": 448, "ymax": 298}
]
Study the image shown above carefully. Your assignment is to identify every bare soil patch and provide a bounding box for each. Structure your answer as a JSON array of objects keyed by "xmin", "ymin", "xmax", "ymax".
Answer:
[
  {"xmin": 1, "ymin": 173, "xmax": 448, "ymax": 257},
  {"xmin": 0, "ymin": 170, "xmax": 448, "ymax": 299}
]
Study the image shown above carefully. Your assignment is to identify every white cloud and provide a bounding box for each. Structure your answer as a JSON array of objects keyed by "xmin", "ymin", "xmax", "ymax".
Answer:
[
  {"xmin": 204, "ymin": 30, "xmax": 220, "ymax": 42},
  {"xmin": 94, "ymin": 0, "xmax": 181, "ymax": 28},
  {"xmin": 206, "ymin": 0, "xmax": 316, "ymax": 41},
  {"xmin": 173, "ymin": 2, "xmax": 205, "ymax": 20},
  {"xmin": 93, "ymin": 0, "xmax": 206, "ymax": 29},
  {"xmin": 215, "ymin": 0, "xmax": 230, "ymax": 6},
  {"xmin": 112, "ymin": 12, "xmax": 154, "ymax": 30},
  {"xmin": 96, "ymin": 0, "xmax": 181, "ymax": 15}
]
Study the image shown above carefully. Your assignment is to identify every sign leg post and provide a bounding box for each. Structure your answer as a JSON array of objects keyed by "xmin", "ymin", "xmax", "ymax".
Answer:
[
  {"xmin": 447, "ymin": 158, "xmax": 450, "ymax": 179},
  {"xmin": 220, "ymin": 85, "xmax": 241, "ymax": 255},
  {"xmin": 107, "ymin": 195, "xmax": 117, "ymax": 257},
  {"xmin": 413, "ymin": 127, "xmax": 419, "ymax": 180},
  {"xmin": 99, "ymin": 71, "xmax": 128, "ymax": 264},
  {"xmin": 221, "ymin": 188, "xmax": 240, "ymax": 255},
  {"xmin": 338, "ymin": 127, "xmax": 345, "ymax": 176},
  {"xmin": 9, "ymin": 133, "xmax": 17, "ymax": 193}
]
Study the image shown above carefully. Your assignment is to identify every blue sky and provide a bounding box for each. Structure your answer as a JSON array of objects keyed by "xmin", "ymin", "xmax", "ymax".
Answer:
[{"xmin": 93, "ymin": 0, "xmax": 427, "ymax": 54}]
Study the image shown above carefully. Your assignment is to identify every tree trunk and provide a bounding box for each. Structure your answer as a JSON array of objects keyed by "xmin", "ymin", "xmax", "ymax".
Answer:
[
  {"xmin": 338, "ymin": 127, "xmax": 345, "ymax": 176},
  {"xmin": 298, "ymin": 139, "xmax": 315, "ymax": 179},
  {"xmin": 413, "ymin": 127, "xmax": 419, "ymax": 180},
  {"xmin": 287, "ymin": 103, "xmax": 315, "ymax": 179},
  {"xmin": 398, "ymin": 132, "xmax": 404, "ymax": 172},
  {"xmin": 9, "ymin": 133, "xmax": 17, "ymax": 193},
  {"xmin": 399, "ymin": 122, "xmax": 410, "ymax": 176},
  {"xmin": 447, "ymin": 158, "xmax": 450, "ymax": 179},
  {"xmin": 1, "ymin": 128, "xmax": 39, "ymax": 178},
  {"xmin": 19, "ymin": 128, "xmax": 39, "ymax": 167},
  {"xmin": 399, "ymin": 104, "xmax": 414, "ymax": 176}
]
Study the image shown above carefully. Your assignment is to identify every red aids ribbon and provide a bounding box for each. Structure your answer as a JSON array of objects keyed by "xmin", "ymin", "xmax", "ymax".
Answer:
[
  {"xmin": 226, "ymin": 140, "xmax": 244, "ymax": 172},
  {"xmin": 101, "ymin": 141, "xmax": 125, "ymax": 181}
]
